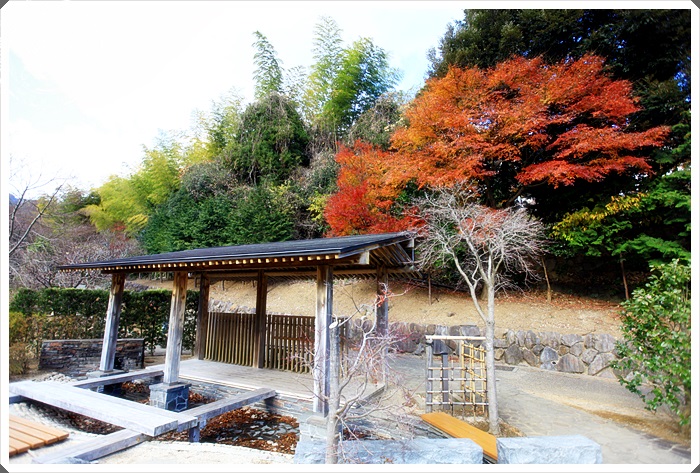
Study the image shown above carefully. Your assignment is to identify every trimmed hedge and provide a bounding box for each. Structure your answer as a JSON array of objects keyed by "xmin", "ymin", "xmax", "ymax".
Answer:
[{"xmin": 10, "ymin": 287, "xmax": 199, "ymax": 355}]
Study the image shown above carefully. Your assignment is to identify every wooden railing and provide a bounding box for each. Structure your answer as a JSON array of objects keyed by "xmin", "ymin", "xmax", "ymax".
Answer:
[{"xmin": 204, "ymin": 312, "xmax": 346, "ymax": 373}]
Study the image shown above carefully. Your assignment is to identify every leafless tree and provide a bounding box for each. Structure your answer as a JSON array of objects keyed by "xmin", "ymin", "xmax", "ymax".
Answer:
[
  {"xmin": 414, "ymin": 188, "xmax": 547, "ymax": 434},
  {"xmin": 323, "ymin": 284, "xmax": 412, "ymax": 464}
]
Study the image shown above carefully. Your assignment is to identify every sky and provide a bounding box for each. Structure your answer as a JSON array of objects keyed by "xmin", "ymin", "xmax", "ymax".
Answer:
[
  {"xmin": 2, "ymin": 0, "xmax": 697, "ymax": 199},
  {"xmin": 2, "ymin": 0, "xmax": 469, "ymax": 197}
]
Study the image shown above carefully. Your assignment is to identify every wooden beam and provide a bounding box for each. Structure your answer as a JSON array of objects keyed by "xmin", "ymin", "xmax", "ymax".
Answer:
[
  {"xmin": 32, "ymin": 429, "xmax": 150, "ymax": 464},
  {"xmin": 253, "ymin": 271, "xmax": 268, "ymax": 369},
  {"xmin": 164, "ymin": 271, "xmax": 188, "ymax": 384},
  {"xmin": 314, "ymin": 266, "xmax": 333, "ymax": 415},
  {"xmin": 195, "ymin": 273, "xmax": 211, "ymax": 360},
  {"xmin": 99, "ymin": 273, "xmax": 126, "ymax": 372},
  {"xmin": 70, "ymin": 368, "xmax": 164, "ymax": 389},
  {"xmin": 9, "ymin": 381, "xmax": 196, "ymax": 436}
]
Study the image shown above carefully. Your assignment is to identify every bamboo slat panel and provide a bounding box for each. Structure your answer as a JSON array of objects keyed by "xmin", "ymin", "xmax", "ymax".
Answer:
[{"xmin": 204, "ymin": 312, "xmax": 348, "ymax": 374}]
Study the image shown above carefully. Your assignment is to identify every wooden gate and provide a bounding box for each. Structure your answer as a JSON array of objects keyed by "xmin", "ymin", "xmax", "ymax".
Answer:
[{"xmin": 204, "ymin": 312, "xmax": 345, "ymax": 373}]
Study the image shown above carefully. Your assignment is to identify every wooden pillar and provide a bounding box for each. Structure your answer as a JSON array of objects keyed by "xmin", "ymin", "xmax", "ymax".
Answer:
[
  {"xmin": 376, "ymin": 266, "xmax": 389, "ymax": 339},
  {"xmin": 314, "ymin": 265, "xmax": 333, "ymax": 415},
  {"xmin": 99, "ymin": 273, "xmax": 126, "ymax": 372},
  {"xmin": 163, "ymin": 271, "xmax": 188, "ymax": 384},
  {"xmin": 194, "ymin": 273, "xmax": 210, "ymax": 360},
  {"xmin": 253, "ymin": 271, "xmax": 268, "ymax": 369},
  {"xmin": 376, "ymin": 265, "xmax": 389, "ymax": 382}
]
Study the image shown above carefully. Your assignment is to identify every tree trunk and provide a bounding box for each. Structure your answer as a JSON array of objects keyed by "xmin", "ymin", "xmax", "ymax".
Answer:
[
  {"xmin": 484, "ymin": 283, "xmax": 500, "ymax": 435},
  {"xmin": 325, "ymin": 322, "xmax": 341, "ymax": 464},
  {"xmin": 620, "ymin": 257, "xmax": 629, "ymax": 300},
  {"xmin": 541, "ymin": 256, "xmax": 552, "ymax": 304}
]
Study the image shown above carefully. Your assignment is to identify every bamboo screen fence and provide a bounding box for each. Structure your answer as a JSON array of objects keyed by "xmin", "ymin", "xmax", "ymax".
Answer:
[
  {"xmin": 203, "ymin": 312, "xmax": 347, "ymax": 373},
  {"xmin": 425, "ymin": 335, "xmax": 488, "ymax": 418}
]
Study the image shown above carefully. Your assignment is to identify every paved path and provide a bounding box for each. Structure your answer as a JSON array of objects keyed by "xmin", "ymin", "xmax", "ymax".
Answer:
[{"xmin": 387, "ymin": 353, "xmax": 692, "ymax": 465}]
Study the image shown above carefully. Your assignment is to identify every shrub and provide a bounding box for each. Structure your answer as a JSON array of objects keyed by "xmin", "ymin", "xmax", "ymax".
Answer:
[
  {"xmin": 9, "ymin": 287, "xmax": 200, "ymax": 357},
  {"xmin": 9, "ymin": 343, "xmax": 32, "ymax": 376},
  {"xmin": 612, "ymin": 259, "xmax": 691, "ymax": 427}
]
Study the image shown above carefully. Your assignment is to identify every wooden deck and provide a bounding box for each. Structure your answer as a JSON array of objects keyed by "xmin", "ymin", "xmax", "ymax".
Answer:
[
  {"xmin": 175, "ymin": 358, "xmax": 317, "ymax": 399},
  {"xmin": 9, "ymin": 415, "xmax": 69, "ymax": 457}
]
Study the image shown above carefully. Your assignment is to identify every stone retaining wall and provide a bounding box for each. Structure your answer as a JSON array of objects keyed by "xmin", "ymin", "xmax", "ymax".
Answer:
[
  {"xmin": 38, "ymin": 338, "xmax": 145, "ymax": 378},
  {"xmin": 370, "ymin": 320, "xmax": 620, "ymax": 378}
]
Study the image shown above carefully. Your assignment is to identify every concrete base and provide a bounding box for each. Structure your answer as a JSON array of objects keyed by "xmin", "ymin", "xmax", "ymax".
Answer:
[
  {"xmin": 497, "ymin": 435, "xmax": 603, "ymax": 464},
  {"xmin": 149, "ymin": 382, "xmax": 190, "ymax": 412},
  {"xmin": 86, "ymin": 369, "xmax": 126, "ymax": 396},
  {"xmin": 294, "ymin": 438, "xmax": 483, "ymax": 464}
]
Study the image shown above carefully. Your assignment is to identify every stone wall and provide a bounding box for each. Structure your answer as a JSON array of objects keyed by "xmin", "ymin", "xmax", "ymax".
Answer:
[
  {"xmin": 39, "ymin": 338, "xmax": 145, "ymax": 378},
  {"xmin": 366, "ymin": 320, "xmax": 620, "ymax": 378}
]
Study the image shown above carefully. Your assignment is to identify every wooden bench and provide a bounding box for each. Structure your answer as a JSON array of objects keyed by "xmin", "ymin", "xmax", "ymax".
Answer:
[
  {"xmin": 421, "ymin": 411, "xmax": 498, "ymax": 462},
  {"xmin": 179, "ymin": 388, "xmax": 276, "ymax": 442},
  {"xmin": 9, "ymin": 415, "xmax": 69, "ymax": 457}
]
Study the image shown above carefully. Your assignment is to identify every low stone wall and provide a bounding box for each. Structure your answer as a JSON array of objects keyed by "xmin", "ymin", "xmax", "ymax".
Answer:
[
  {"xmin": 363, "ymin": 320, "xmax": 620, "ymax": 378},
  {"xmin": 38, "ymin": 338, "xmax": 145, "ymax": 378}
]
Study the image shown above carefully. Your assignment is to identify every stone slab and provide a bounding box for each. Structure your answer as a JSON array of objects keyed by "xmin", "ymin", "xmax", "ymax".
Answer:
[
  {"xmin": 294, "ymin": 438, "xmax": 483, "ymax": 464},
  {"xmin": 497, "ymin": 435, "xmax": 603, "ymax": 464}
]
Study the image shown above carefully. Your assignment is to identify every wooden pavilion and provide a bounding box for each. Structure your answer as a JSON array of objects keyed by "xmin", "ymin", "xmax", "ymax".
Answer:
[{"xmin": 58, "ymin": 232, "xmax": 417, "ymax": 415}]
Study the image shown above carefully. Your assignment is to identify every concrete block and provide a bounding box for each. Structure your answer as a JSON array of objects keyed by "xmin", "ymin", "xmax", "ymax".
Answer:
[
  {"xmin": 497, "ymin": 435, "xmax": 602, "ymax": 464},
  {"xmin": 294, "ymin": 438, "xmax": 483, "ymax": 464}
]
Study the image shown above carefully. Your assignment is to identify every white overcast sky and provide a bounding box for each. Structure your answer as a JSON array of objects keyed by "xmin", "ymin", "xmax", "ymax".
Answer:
[
  {"xmin": 2, "ymin": 0, "xmax": 468, "ymax": 197},
  {"xmin": 2, "ymin": 0, "xmax": 697, "ymax": 198}
]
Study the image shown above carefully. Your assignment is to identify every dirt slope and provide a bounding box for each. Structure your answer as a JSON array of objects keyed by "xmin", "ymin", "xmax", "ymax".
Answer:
[{"xmin": 135, "ymin": 278, "xmax": 624, "ymax": 338}]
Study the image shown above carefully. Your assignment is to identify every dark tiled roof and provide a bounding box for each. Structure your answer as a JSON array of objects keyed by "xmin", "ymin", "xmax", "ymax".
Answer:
[{"xmin": 58, "ymin": 232, "xmax": 416, "ymax": 276}]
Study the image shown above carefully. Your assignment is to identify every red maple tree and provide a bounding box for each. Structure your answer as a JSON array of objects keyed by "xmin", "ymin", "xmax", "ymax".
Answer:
[
  {"xmin": 324, "ymin": 141, "xmax": 415, "ymax": 236},
  {"xmin": 325, "ymin": 55, "xmax": 669, "ymax": 235},
  {"xmin": 388, "ymin": 54, "xmax": 669, "ymax": 208}
]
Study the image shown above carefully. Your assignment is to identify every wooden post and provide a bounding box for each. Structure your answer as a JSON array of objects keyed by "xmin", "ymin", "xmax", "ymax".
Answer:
[
  {"xmin": 376, "ymin": 266, "xmax": 389, "ymax": 339},
  {"xmin": 195, "ymin": 274, "xmax": 210, "ymax": 360},
  {"xmin": 253, "ymin": 271, "xmax": 268, "ymax": 369},
  {"xmin": 314, "ymin": 265, "xmax": 333, "ymax": 415},
  {"xmin": 376, "ymin": 265, "xmax": 389, "ymax": 382},
  {"xmin": 99, "ymin": 273, "xmax": 126, "ymax": 372},
  {"xmin": 163, "ymin": 271, "xmax": 188, "ymax": 385},
  {"xmin": 425, "ymin": 339, "xmax": 433, "ymax": 412}
]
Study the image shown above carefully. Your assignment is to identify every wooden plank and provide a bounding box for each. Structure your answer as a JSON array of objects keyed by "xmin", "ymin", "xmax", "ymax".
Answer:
[
  {"xmin": 33, "ymin": 429, "xmax": 149, "ymax": 464},
  {"xmin": 69, "ymin": 368, "xmax": 164, "ymax": 389},
  {"xmin": 11, "ymin": 416, "xmax": 69, "ymax": 441},
  {"xmin": 421, "ymin": 411, "xmax": 498, "ymax": 462},
  {"xmin": 9, "ymin": 437, "xmax": 30, "ymax": 456},
  {"xmin": 10, "ymin": 427, "xmax": 46, "ymax": 449},
  {"xmin": 9, "ymin": 381, "xmax": 196, "ymax": 436}
]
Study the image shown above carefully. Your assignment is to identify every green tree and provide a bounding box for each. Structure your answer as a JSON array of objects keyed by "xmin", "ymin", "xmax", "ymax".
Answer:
[
  {"xmin": 612, "ymin": 260, "xmax": 691, "ymax": 428},
  {"xmin": 321, "ymin": 37, "xmax": 401, "ymax": 135},
  {"xmin": 304, "ymin": 16, "xmax": 344, "ymax": 121},
  {"xmin": 252, "ymin": 31, "xmax": 284, "ymax": 100},
  {"xmin": 225, "ymin": 92, "xmax": 309, "ymax": 185},
  {"xmin": 345, "ymin": 91, "xmax": 408, "ymax": 149},
  {"xmin": 84, "ymin": 132, "xmax": 204, "ymax": 234},
  {"xmin": 228, "ymin": 183, "xmax": 298, "ymax": 244}
]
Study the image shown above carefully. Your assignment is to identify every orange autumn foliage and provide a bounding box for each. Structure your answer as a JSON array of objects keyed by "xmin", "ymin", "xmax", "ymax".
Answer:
[
  {"xmin": 389, "ymin": 54, "xmax": 669, "ymax": 203},
  {"xmin": 324, "ymin": 141, "xmax": 417, "ymax": 236}
]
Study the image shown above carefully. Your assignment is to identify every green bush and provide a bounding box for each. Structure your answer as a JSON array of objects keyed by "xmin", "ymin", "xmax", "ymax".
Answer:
[
  {"xmin": 9, "ymin": 343, "xmax": 32, "ymax": 376},
  {"xmin": 9, "ymin": 287, "xmax": 200, "ymax": 357},
  {"xmin": 612, "ymin": 259, "xmax": 691, "ymax": 427}
]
